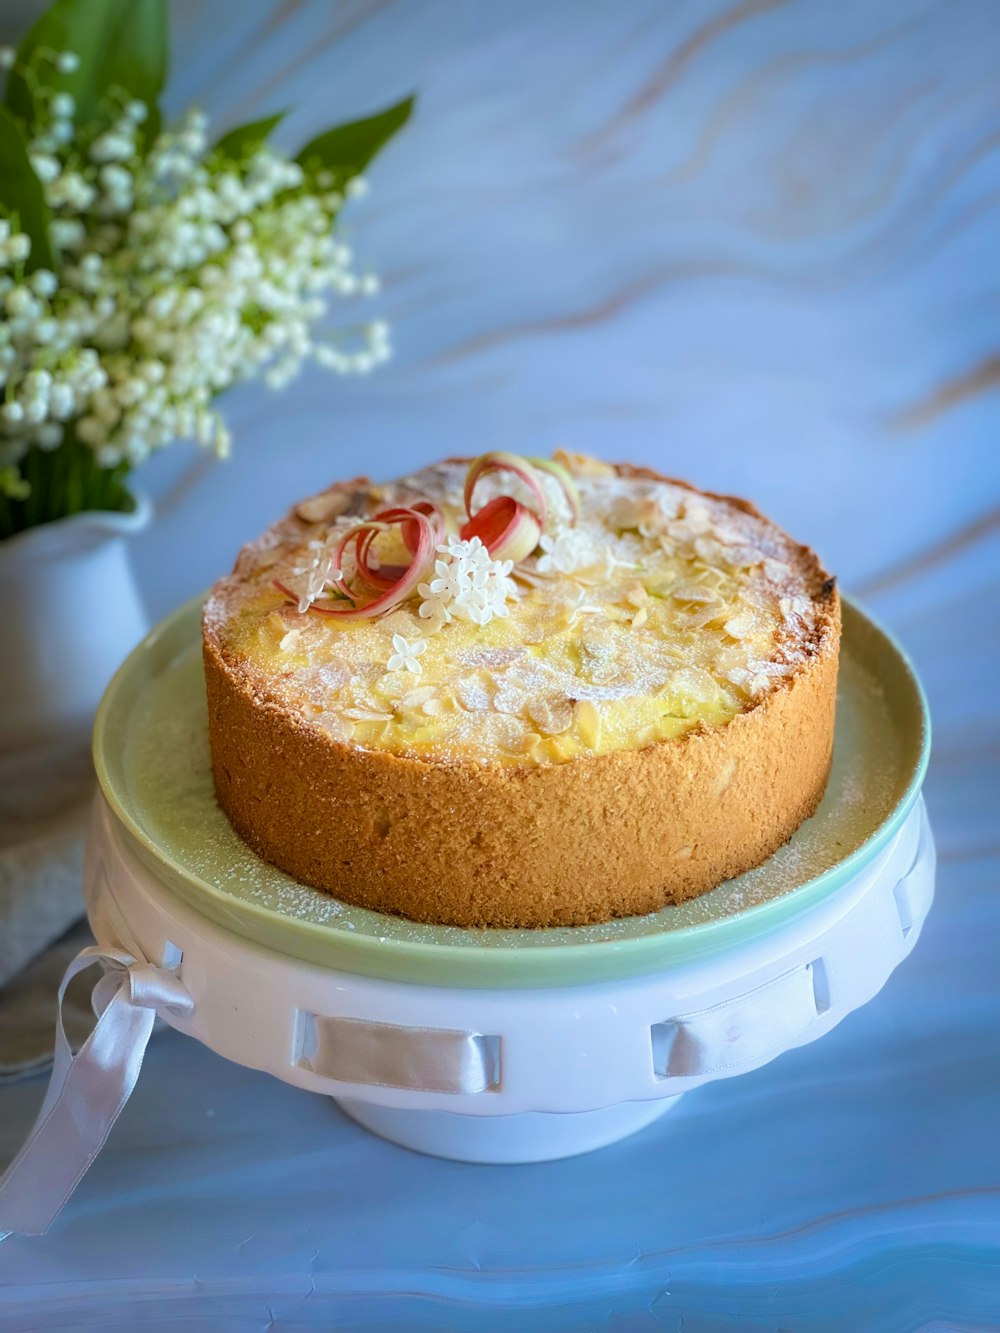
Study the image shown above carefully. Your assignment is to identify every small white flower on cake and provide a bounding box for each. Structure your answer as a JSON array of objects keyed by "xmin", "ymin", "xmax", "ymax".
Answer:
[
  {"xmin": 387, "ymin": 634, "xmax": 427, "ymax": 675},
  {"xmin": 418, "ymin": 535, "xmax": 516, "ymax": 628},
  {"xmin": 536, "ymin": 527, "xmax": 599, "ymax": 575},
  {"xmin": 289, "ymin": 537, "xmax": 341, "ymax": 613}
]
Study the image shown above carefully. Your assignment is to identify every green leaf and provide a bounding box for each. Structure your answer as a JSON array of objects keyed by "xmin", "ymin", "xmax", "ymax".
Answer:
[
  {"xmin": 215, "ymin": 109, "xmax": 288, "ymax": 161},
  {"xmin": 6, "ymin": 0, "xmax": 167, "ymax": 140},
  {"xmin": 0, "ymin": 105, "xmax": 55, "ymax": 271},
  {"xmin": 296, "ymin": 94, "xmax": 414, "ymax": 186}
]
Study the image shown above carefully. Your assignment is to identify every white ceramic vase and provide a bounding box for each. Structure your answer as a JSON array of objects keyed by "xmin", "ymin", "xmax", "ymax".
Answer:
[{"xmin": 0, "ymin": 495, "xmax": 151, "ymax": 753}]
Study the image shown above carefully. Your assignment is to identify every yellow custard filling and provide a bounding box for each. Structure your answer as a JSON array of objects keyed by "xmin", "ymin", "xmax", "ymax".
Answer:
[{"xmin": 214, "ymin": 457, "xmax": 817, "ymax": 765}]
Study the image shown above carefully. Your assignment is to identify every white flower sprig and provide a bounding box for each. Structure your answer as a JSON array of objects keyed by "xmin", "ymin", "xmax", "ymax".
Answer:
[
  {"xmin": 0, "ymin": 56, "xmax": 396, "ymax": 497},
  {"xmin": 536, "ymin": 527, "xmax": 599, "ymax": 575},
  {"xmin": 288, "ymin": 534, "xmax": 343, "ymax": 614},
  {"xmin": 418, "ymin": 535, "xmax": 517, "ymax": 628}
]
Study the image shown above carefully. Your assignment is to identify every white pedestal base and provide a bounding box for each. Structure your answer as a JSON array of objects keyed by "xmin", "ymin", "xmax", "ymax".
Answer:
[
  {"xmin": 335, "ymin": 1096, "xmax": 681, "ymax": 1163},
  {"xmin": 84, "ymin": 793, "xmax": 935, "ymax": 1164}
]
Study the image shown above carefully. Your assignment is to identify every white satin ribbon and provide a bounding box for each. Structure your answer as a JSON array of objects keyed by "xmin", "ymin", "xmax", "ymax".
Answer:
[{"xmin": 0, "ymin": 944, "xmax": 192, "ymax": 1239}]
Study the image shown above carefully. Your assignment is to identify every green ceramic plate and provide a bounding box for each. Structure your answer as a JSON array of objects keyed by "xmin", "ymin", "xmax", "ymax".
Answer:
[{"xmin": 93, "ymin": 595, "xmax": 930, "ymax": 988}]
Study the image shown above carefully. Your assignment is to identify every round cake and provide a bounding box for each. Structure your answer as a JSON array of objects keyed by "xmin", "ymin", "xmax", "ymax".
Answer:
[{"xmin": 203, "ymin": 451, "xmax": 840, "ymax": 927}]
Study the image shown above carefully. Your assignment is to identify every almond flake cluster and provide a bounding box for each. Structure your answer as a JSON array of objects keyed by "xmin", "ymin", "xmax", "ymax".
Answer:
[
  {"xmin": 0, "ymin": 45, "xmax": 389, "ymax": 498},
  {"xmin": 418, "ymin": 535, "xmax": 517, "ymax": 628}
]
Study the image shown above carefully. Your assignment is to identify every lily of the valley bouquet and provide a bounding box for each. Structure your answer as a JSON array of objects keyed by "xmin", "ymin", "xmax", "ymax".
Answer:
[{"xmin": 0, "ymin": 0, "xmax": 411, "ymax": 539}]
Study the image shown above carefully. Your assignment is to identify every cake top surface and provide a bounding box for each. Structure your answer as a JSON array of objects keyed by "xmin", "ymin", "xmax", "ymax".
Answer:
[{"xmin": 204, "ymin": 452, "xmax": 835, "ymax": 766}]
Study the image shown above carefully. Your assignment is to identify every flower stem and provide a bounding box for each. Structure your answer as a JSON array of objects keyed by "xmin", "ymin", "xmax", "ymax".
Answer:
[{"xmin": 0, "ymin": 431, "xmax": 135, "ymax": 540}]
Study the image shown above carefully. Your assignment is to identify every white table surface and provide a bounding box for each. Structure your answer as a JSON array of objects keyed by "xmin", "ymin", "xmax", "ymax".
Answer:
[{"xmin": 0, "ymin": 0, "xmax": 998, "ymax": 1327}]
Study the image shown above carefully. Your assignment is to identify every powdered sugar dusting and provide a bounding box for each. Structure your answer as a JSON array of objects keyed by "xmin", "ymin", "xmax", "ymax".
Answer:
[{"xmin": 204, "ymin": 457, "xmax": 835, "ymax": 766}]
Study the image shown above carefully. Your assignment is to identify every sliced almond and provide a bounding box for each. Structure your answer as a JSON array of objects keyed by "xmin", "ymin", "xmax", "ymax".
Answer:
[
  {"xmin": 581, "ymin": 622, "xmax": 615, "ymax": 662},
  {"xmin": 527, "ymin": 697, "xmax": 575, "ymax": 736},
  {"xmin": 680, "ymin": 607, "xmax": 725, "ymax": 631},
  {"xmin": 672, "ymin": 584, "xmax": 720, "ymax": 605},
  {"xmin": 553, "ymin": 449, "xmax": 615, "ymax": 477},
  {"xmin": 574, "ymin": 699, "xmax": 601, "ymax": 748},
  {"xmin": 724, "ymin": 613, "xmax": 756, "ymax": 640},
  {"xmin": 399, "ymin": 686, "xmax": 438, "ymax": 709},
  {"xmin": 520, "ymin": 732, "xmax": 545, "ymax": 761},
  {"xmin": 315, "ymin": 713, "xmax": 354, "ymax": 742},
  {"xmin": 295, "ymin": 488, "xmax": 353, "ymax": 524}
]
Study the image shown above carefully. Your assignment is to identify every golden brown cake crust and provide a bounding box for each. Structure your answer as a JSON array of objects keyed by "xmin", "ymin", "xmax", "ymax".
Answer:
[{"xmin": 202, "ymin": 462, "xmax": 840, "ymax": 928}]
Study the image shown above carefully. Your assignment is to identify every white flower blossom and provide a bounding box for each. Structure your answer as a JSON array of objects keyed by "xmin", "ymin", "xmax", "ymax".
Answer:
[
  {"xmin": 536, "ymin": 527, "xmax": 600, "ymax": 575},
  {"xmin": 418, "ymin": 535, "xmax": 516, "ymax": 628},
  {"xmin": 387, "ymin": 633, "xmax": 427, "ymax": 675},
  {"xmin": 0, "ymin": 89, "xmax": 390, "ymax": 497},
  {"xmin": 287, "ymin": 537, "xmax": 342, "ymax": 612}
]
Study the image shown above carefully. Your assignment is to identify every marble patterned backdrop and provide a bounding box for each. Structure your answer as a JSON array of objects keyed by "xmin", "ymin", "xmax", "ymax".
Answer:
[{"xmin": 1, "ymin": 0, "xmax": 998, "ymax": 1327}]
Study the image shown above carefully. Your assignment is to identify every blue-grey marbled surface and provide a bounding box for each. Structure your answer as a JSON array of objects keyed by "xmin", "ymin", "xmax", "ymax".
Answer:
[{"xmin": 1, "ymin": 0, "xmax": 998, "ymax": 1327}]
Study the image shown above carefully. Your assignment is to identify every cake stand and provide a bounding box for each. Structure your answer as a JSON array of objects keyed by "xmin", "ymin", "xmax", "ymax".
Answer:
[{"xmin": 86, "ymin": 596, "xmax": 933, "ymax": 1164}]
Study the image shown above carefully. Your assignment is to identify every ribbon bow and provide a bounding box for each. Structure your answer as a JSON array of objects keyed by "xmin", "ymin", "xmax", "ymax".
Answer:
[{"xmin": 0, "ymin": 944, "xmax": 193, "ymax": 1239}]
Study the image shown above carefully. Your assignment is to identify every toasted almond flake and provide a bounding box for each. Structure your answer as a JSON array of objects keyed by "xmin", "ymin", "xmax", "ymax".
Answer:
[
  {"xmin": 673, "ymin": 845, "xmax": 693, "ymax": 860},
  {"xmin": 668, "ymin": 666, "xmax": 720, "ymax": 704},
  {"xmin": 581, "ymin": 623, "xmax": 615, "ymax": 662},
  {"xmin": 527, "ymin": 697, "xmax": 575, "ymax": 736},
  {"xmin": 574, "ymin": 699, "xmax": 601, "ymax": 748},
  {"xmin": 554, "ymin": 449, "xmax": 615, "ymax": 477},
  {"xmin": 295, "ymin": 489, "xmax": 353, "ymax": 524},
  {"xmin": 314, "ymin": 712, "xmax": 354, "ymax": 742},
  {"xmin": 313, "ymin": 659, "xmax": 350, "ymax": 691},
  {"xmin": 763, "ymin": 558, "xmax": 791, "ymax": 583},
  {"xmin": 724, "ymin": 613, "xmax": 756, "ymax": 640},
  {"xmin": 780, "ymin": 594, "xmax": 812, "ymax": 622},
  {"xmin": 520, "ymin": 731, "xmax": 545, "ymax": 760},
  {"xmin": 723, "ymin": 545, "xmax": 764, "ymax": 569},
  {"xmin": 399, "ymin": 686, "xmax": 438, "ymax": 708},
  {"xmin": 680, "ymin": 607, "xmax": 725, "ymax": 631},
  {"xmin": 624, "ymin": 582, "xmax": 649, "ymax": 608},
  {"xmin": 631, "ymin": 607, "xmax": 648, "ymax": 629},
  {"xmin": 566, "ymin": 602, "xmax": 602, "ymax": 628},
  {"xmin": 353, "ymin": 717, "xmax": 392, "ymax": 743},
  {"xmin": 645, "ymin": 572, "xmax": 678, "ymax": 598},
  {"xmin": 693, "ymin": 536, "xmax": 728, "ymax": 564},
  {"xmin": 342, "ymin": 707, "xmax": 393, "ymax": 722},
  {"xmin": 454, "ymin": 676, "xmax": 491, "ymax": 711},
  {"xmin": 672, "ymin": 584, "xmax": 720, "ymax": 604}
]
